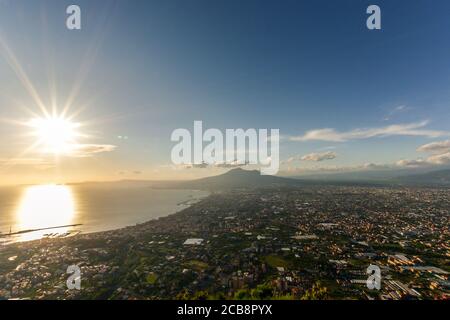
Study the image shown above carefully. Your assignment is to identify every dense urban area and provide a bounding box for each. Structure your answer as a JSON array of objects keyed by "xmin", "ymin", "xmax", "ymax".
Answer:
[{"xmin": 0, "ymin": 186, "xmax": 449, "ymax": 300}]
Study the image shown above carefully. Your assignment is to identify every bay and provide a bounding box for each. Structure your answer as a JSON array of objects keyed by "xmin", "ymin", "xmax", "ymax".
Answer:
[{"xmin": 0, "ymin": 184, "xmax": 207, "ymax": 244}]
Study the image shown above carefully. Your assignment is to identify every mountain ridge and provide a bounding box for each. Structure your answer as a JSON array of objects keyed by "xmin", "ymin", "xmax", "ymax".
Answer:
[{"xmin": 70, "ymin": 167, "xmax": 450, "ymax": 190}]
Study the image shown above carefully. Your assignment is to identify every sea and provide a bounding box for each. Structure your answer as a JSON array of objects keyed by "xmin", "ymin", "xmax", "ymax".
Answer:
[{"xmin": 0, "ymin": 184, "xmax": 208, "ymax": 244}]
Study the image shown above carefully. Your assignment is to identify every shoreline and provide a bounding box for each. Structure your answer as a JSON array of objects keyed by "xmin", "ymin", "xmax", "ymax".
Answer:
[{"xmin": 2, "ymin": 190, "xmax": 210, "ymax": 247}]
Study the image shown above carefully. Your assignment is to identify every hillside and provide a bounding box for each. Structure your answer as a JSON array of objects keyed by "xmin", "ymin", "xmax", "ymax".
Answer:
[
  {"xmin": 174, "ymin": 168, "xmax": 303, "ymax": 190},
  {"xmin": 393, "ymin": 169, "xmax": 450, "ymax": 186}
]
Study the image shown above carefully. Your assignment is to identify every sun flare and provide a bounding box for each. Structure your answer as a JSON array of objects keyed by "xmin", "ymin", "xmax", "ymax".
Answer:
[
  {"xmin": 28, "ymin": 116, "xmax": 81, "ymax": 154},
  {"xmin": 16, "ymin": 185, "xmax": 76, "ymax": 242}
]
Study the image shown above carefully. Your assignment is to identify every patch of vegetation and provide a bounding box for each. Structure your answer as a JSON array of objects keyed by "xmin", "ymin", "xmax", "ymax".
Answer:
[
  {"xmin": 146, "ymin": 273, "xmax": 158, "ymax": 284},
  {"xmin": 186, "ymin": 260, "xmax": 208, "ymax": 271},
  {"xmin": 263, "ymin": 255, "xmax": 291, "ymax": 269}
]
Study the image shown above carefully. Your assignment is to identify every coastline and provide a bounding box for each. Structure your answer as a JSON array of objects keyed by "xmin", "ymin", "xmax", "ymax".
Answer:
[{"xmin": 1, "ymin": 189, "xmax": 210, "ymax": 246}]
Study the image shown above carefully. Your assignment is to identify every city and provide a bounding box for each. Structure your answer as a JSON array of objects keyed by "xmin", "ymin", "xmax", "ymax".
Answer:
[{"xmin": 0, "ymin": 185, "xmax": 448, "ymax": 300}]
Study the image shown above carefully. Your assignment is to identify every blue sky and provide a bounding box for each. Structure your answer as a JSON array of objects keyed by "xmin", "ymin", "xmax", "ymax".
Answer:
[{"xmin": 1, "ymin": 0, "xmax": 450, "ymax": 183}]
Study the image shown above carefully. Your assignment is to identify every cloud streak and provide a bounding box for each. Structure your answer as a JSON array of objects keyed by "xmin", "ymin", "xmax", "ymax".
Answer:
[
  {"xmin": 301, "ymin": 151, "xmax": 337, "ymax": 162},
  {"xmin": 427, "ymin": 152, "xmax": 450, "ymax": 165},
  {"xmin": 177, "ymin": 160, "xmax": 250, "ymax": 170},
  {"xmin": 395, "ymin": 159, "xmax": 428, "ymax": 168},
  {"xmin": 416, "ymin": 140, "xmax": 450, "ymax": 154},
  {"xmin": 289, "ymin": 121, "xmax": 448, "ymax": 142},
  {"xmin": 69, "ymin": 144, "xmax": 117, "ymax": 157},
  {"xmin": 398, "ymin": 140, "xmax": 450, "ymax": 166}
]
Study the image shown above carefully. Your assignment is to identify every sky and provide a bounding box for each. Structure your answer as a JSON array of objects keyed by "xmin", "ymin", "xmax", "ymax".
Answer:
[{"xmin": 1, "ymin": 0, "xmax": 450, "ymax": 184}]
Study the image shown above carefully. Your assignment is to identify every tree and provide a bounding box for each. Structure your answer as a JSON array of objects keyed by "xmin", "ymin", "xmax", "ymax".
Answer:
[
  {"xmin": 301, "ymin": 282, "xmax": 328, "ymax": 300},
  {"xmin": 175, "ymin": 289, "xmax": 191, "ymax": 300},
  {"xmin": 250, "ymin": 284, "xmax": 275, "ymax": 299},
  {"xmin": 192, "ymin": 290, "xmax": 210, "ymax": 300}
]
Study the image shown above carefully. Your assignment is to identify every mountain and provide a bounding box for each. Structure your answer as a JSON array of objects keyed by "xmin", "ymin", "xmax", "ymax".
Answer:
[
  {"xmin": 393, "ymin": 169, "xmax": 450, "ymax": 186},
  {"xmin": 73, "ymin": 168, "xmax": 450, "ymax": 191},
  {"xmin": 173, "ymin": 168, "xmax": 303, "ymax": 190},
  {"xmin": 68, "ymin": 169, "xmax": 300, "ymax": 190}
]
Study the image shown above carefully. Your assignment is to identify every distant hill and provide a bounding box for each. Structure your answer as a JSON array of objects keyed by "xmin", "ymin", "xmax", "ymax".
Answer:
[
  {"xmin": 181, "ymin": 167, "xmax": 450, "ymax": 190},
  {"xmin": 393, "ymin": 169, "xmax": 450, "ymax": 186},
  {"xmin": 71, "ymin": 168, "xmax": 304, "ymax": 190},
  {"xmin": 173, "ymin": 168, "xmax": 303, "ymax": 190},
  {"xmin": 72, "ymin": 168, "xmax": 450, "ymax": 191},
  {"xmin": 291, "ymin": 168, "xmax": 425, "ymax": 182}
]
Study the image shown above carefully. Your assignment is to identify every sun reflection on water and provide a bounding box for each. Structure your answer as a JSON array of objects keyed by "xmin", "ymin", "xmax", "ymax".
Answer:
[{"xmin": 15, "ymin": 185, "xmax": 77, "ymax": 242}]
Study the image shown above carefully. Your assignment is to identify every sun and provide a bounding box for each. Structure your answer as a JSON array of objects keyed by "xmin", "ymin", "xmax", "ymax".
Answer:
[{"xmin": 28, "ymin": 116, "xmax": 81, "ymax": 154}]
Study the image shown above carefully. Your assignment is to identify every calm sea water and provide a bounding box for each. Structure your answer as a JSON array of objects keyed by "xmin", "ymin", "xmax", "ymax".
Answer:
[{"xmin": 0, "ymin": 184, "xmax": 208, "ymax": 244}]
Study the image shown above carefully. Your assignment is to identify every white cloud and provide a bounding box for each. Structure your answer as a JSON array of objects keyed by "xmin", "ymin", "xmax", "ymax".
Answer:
[
  {"xmin": 70, "ymin": 144, "xmax": 117, "ymax": 157},
  {"xmin": 426, "ymin": 152, "xmax": 450, "ymax": 165},
  {"xmin": 179, "ymin": 160, "xmax": 250, "ymax": 169},
  {"xmin": 396, "ymin": 153, "xmax": 450, "ymax": 167},
  {"xmin": 417, "ymin": 140, "xmax": 450, "ymax": 154},
  {"xmin": 396, "ymin": 159, "xmax": 428, "ymax": 168},
  {"xmin": 215, "ymin": 162, "xmax": 247, "ymax": 168},
  {"xmin": 409, "ymin": 140, "xmax": 450, "ymax": 165},
  {"xmin": 300, "ymin": 151, "xmax": 337, "ymax": 162},
  {"xmin": 383, "ymin": 105, "xmax": 410, "ymax": 121},
  {"xmin": 289, "ymin": 121, "xmax": 448, "ymax": 142},
  {"xmin": 362, "ymin": 162, "xmax": 390, "ymax": 170}
]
